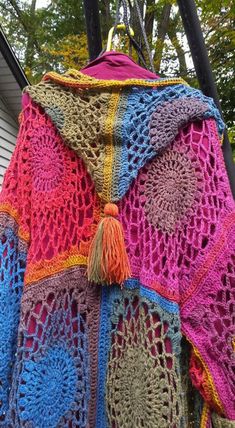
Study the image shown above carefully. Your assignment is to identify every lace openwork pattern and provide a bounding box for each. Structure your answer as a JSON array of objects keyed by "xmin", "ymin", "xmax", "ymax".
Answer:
[
  {"xmin": 0, "ymin": 217, "xmax": 27, "ymax": 422},
  {"xmin": 24, "ymin": 81, "xmax": 224, "ymax": 202},
  {"xmin": 9, "ymin": 95, "xmax": 102, "ymax": 285},
  {"xmin": 144, "ymin": 149, "xmax": 197, "ymax": 233},
  {"xmin": 6, "ymin": 267, "xmax": 101, "ymax": 428},
  {"xmin": 181, "ymin": 219, "xmax": 235, "ymax": 419},
  {"xmin": 31, "ymin": 124, "xmax": 65, "ymax": 192},
  {"xmin": 0, "ymin": 75, "xmax": 235, "ymax": 427},
  {"xmin": 96, "ymin": 281, "xmax": 183, "ymax": 428},
  {"xmin": 119, "ymin": 118, "xmax": 234, "ymax": 302}
]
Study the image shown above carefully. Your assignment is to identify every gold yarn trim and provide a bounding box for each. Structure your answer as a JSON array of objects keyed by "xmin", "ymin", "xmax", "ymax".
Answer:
[
  {"xmin": 200, "ymin": 402, "xmax": 210, "ymax": 428},
  {"xmin": 102, "ymin": 91, "xmax": 120, "ymax": 202},
  {"xmin": 188, "ymin": 338, "xmax": 224, "ymax": 415},
  {"xmin": 43, "ymin": 68, "xmax": 188, "ymax": 90}
]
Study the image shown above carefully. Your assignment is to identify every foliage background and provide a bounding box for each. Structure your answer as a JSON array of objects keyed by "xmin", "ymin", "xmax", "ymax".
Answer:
[{"xmin": 0, "ymin": 0, "xmax": 234, "ymax": 156}]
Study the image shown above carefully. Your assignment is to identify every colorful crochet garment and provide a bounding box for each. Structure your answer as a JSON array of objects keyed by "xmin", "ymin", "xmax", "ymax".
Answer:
[{"xmin": 0, "ymin": 67, "xmax": 235, "ymax": 428}]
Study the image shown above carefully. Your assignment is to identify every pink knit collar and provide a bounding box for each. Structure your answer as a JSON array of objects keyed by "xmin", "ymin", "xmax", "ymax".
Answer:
[{"xmin": 81, "ymin": 50, "xmax": 160, "ymax": 80}]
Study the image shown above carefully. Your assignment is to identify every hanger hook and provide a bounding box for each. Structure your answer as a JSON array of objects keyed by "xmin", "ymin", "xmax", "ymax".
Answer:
[{"xmin": 106, "ymin": 23, "xmax": 134, "ymax": 52}]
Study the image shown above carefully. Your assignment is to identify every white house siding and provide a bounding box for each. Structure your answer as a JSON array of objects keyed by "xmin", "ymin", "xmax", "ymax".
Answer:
[
  {"xmin": 0, "ymin": 95, "xmax": 18, "ymax": 188},
  {"xmin": 0, "ymin": 51, "xmax": 22, "ymax": 120}
]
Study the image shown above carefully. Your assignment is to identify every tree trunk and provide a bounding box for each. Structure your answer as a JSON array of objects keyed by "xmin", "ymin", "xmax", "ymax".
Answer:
[
  {"xmin": 167, "ymin": 17, "xmax": 187, "ymax": 77},
  {"xmin": 145, "ymin": 0, "xmax": 155, "ymax": 43},
  {"xmin": 24, "ymin": 0, "xmax": 37, "ymax": 70},
  {"xmin": 154, "ymin": 3, "xmax": 172, "ymax": 72},
  {"xmin": 7, "ymin": 0, "xmax": 42, "ymax": 70},
  {"xmin": 100, "ymin": 0, "xmax": 113, "ymax": 40}
]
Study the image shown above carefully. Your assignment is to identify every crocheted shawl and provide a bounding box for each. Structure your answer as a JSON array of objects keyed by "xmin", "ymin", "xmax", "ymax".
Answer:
[{"xmin": 0, "ymin": 68, "xmax": 235, "ymax": 428}]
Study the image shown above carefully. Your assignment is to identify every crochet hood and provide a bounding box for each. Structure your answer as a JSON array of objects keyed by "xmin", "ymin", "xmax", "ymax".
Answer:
[{"xmin": 23, "ymin": 68, "xmax": 224, "ymax": 203}]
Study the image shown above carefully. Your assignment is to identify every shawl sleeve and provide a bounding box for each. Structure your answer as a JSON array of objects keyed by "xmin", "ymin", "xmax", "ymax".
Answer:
[
  {"xmin": 179, "ymin": 117, "xmax": 235, "ymax": 426},
  {"xmin": 0, "ymin": 95, "xmax": 30, "ymax": 421}
]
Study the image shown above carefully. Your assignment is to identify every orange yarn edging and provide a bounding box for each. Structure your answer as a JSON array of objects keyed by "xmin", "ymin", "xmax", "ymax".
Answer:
[
  {"xmin": 25, "ymin": 248, "xmax": 87, "ymax": 286},
  {"xmin": 0, "ymin": 203, "xmax": 30, "ymax": 243}
]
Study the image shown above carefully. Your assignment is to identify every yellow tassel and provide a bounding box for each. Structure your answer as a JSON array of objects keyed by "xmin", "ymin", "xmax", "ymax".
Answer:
[{"xmin": 87, "ymin": 203, "xmax": 131, "ymax": 286}]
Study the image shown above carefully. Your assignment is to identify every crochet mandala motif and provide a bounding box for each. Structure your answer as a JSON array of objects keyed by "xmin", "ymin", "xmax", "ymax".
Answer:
[
  {"xmin": 19, "ymin": 346, "xmax": 78, "ymax": 427},
  {"xmin": 144, "ymin": 149, "xmax": 198, "ymax": 233},
  {"xmin": 0, "ymin": 68, "xmax": 235, "ymax": 428},
  {"xmin": 31, "ymin": 124, "xmax": 65, "ymax": 192},
  {"xmin": 103, "ymin": 285, "xmax": 182, "ymax": 428},
  {"xmin": 7, "ymin": 268, "xmax": 97, "ymax": 427}
]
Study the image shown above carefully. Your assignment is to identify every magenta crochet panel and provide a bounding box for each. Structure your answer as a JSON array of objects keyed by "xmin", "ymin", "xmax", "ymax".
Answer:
[
  {"xmin": 118, "ymin": 117, "xmax": 235, "ymax": 418},
  {"xmin": 119, "ymin": 119, "xmax": 234, "ymax": 295}
]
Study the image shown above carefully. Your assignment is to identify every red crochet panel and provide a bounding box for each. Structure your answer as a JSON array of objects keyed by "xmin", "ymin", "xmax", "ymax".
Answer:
[{"xmin": 15, "ymin": 96, "xmax": 102, "ymax": 284}]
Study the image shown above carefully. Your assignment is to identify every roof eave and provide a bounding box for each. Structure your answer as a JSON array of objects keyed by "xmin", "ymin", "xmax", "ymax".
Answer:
[{"xmin": 0, "ymin": 26, "xmax": 30, "ymax": 89}]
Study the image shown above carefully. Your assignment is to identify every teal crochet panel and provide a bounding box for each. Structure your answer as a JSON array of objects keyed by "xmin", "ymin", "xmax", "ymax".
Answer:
[
  {"xmin": 96, "ymin": 279, "xmax": 184, "ymax": 428},
  {"xmin": 0, "ymin": 225, "xmax": 26, "ymax": 422}
]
